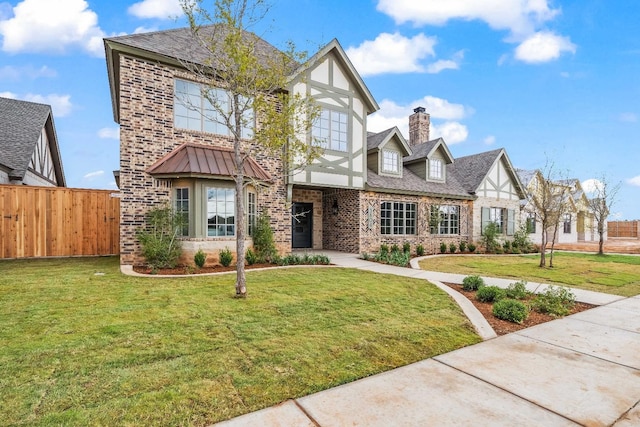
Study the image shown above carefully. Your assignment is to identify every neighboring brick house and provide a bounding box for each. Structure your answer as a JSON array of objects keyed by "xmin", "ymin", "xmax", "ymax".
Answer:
[
  {"xmin": 0, "ymin": 97, "xmax": 66, "ymax": 187},
  {"xmin": 104, "ymin": 26, "xmax": 526, "ymax": 266}
]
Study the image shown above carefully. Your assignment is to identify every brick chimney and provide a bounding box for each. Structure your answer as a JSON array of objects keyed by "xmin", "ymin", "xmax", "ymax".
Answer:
[{"xmin": 409, "ymin": 106, "xmax": 430, "ymax": 146}]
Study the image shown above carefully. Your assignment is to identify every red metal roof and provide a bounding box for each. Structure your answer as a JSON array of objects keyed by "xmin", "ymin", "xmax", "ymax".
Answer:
[{"xmin": 146, "ymin": 143, "xmax": 272, "ymax": 182}]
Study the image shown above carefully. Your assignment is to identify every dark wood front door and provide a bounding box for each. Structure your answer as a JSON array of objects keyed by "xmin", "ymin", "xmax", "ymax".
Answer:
[{"xmin": 292, "ymin": 203, "xmax": 313, "ymax": 248}]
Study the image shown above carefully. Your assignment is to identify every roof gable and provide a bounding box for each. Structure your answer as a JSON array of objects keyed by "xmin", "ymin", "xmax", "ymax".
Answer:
[
  {"xmin": 367, "ymin": 127, "xmax": 411, "ymax": 156},
  {"xmin": 451, "ymin": 148, "xmax": 525, "ymax": 198},
  {"xmin": 403, "ymin": 138, "xmax": 453, "ymax": 164}
]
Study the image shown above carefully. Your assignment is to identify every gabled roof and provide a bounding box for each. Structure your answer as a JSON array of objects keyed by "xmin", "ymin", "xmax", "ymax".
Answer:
[
  {"xmin": 516, "ymin": 168, "xmax": 538, "ymax": 188},
  {"xmin": 366, "ymin": 166, "xmax": 473, "ymax": 199},
  {"xmin": 146, "ymin": 142, "xmax": 272, "ymax": 183},
  {"xmin": 0, "ymin": 97, "xmax": 65, "ymax": 186},
  {"xmin": 403, "ymin": 138, "xmax": 453, "ymax": 164},
  {"xmin": 366, "ymin": 127, "xmax": 411, "ymax": 156},
  {"xmin": 451, "ymin": 148, "xmax": 526, "ymax": 198}
]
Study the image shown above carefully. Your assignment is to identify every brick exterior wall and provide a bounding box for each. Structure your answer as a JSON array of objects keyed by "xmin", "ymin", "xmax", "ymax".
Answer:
[
  {"xmin": 291, "ymin": 188, "xmax": 323, "ymax": 250},
  {"xmin": 118, "ymin": 55, "xmax": 290, "ymax": 266},
  {"xmin": 322, "ymin": 189, "xmax": 360, "ymax": 253}
]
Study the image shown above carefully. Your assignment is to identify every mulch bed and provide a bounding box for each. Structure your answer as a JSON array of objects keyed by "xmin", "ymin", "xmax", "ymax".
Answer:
[{"xmin": 443, "ymin": 282, "xmax": 596, "ymax": 335}]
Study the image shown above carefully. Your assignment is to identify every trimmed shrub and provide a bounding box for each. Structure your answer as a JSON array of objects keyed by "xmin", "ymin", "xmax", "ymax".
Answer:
[
  {"xmin": 503, "ymin": 240, "xmax": 511, "ymax": 252},
  {"xmin": 245, "ymin": 248, "xmax": 257, "ymax": 265},
  {"xmin": 505, "ymin": 281, "xmax": 531, "ymax": 300},
  {"xmin": 468, "ymin": 243, "xmax": 477, "ymax": 253},
  {"xmin": 380, "ymin": 244, "xmax": 389, "ymax": 257},
  {"xmin": 388, "ymin": 250, "xmax": 410, "ymax": 267},
  {"xmin": 459, "ymin": 241, "xmax": 467, "ymax": 253},
  {"xmin": 253, "ymin": 211, "xmax": 277, "ymax": 263},
  {"xmin": 449, "ymin": 243, "xmax": 457, "ymax": 253},
  {"xmin": 416, "ymin": 244, "xmax": 425, "ymax": 256},
  {"xmin": 219, "ymin": 247, "xmax": 233, "ymax": 267},
  {"xmin": 493, "ymin": 299, "xmax": 529, "ymax": 324},
  {"xmin": 531, "ymin": 285, "xmax": 576, "ymax": 317},
  {"xmin": 403, "ymin": 242, "xmax": 411, "ymax": 254},
  {"xmin": 194, "ymin": 249, "xmax": 206, "ymax": 268},
  {"xmin": 440, "ymin": 242, "xmax": 447, "ymax": 254},
  {"xmin": 476, "ymin": 285, "xmax": 506, "ymax": 303},
  {"xmin": 390, "ymin": 244, "xmax": 400, "ymax": 254},
  {"xmin": 462, "ymin": 275, "xmax": 485, "ymax": 291}
]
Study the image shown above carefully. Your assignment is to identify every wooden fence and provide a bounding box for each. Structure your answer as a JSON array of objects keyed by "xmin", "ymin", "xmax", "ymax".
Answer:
[
  {"xmin": 607, "ymin": 220, "xmax": 639, "ymax": 238},
  {"xmin": 0, "ymin": 185, "xmax": 120, "ymax": 258}
]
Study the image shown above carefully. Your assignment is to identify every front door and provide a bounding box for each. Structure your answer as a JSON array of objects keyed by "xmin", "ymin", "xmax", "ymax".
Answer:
[{"xmin": 292, "ymin": 203, "xmax": 313, "ymax": 248}]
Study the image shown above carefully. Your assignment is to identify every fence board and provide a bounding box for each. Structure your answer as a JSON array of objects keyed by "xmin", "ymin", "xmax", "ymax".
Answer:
[
  {"xmin": 607, "ymin": 220, "xmax": 639, "ymax": 238},
  {"xmin": 0, "ymin": 185, "xmax": 120, "ymax": 258}
]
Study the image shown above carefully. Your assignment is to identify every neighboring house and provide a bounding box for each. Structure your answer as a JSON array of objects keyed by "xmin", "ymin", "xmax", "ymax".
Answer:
[
  {"xmin": 0, "ymin": 97, "xmax": 66, "ymax": 187},
  {"xmin": 104, "ymin": 26, "xmax": 526, "ymax": 266}
]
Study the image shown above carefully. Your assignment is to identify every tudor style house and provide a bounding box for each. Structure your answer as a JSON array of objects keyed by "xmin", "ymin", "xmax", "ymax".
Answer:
[
  {"xmin": 105, "ymin": 26, "xmax": 526, "ymax": 266},
  {"xmin": 0, "ymin": 97, "xmax": 66, "ymax": 187}
]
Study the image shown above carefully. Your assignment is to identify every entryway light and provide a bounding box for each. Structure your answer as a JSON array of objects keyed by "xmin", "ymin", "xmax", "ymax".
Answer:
[{"xmin": 332, "ymin": 199, "xmax": 339, "ymax": 215}]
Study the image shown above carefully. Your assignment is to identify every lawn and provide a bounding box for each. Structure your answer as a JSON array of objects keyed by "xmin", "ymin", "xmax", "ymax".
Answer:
[
  {"xmin": 0, "ymin": 257, "xmax": 480, "ymax": 426},
  {"xmin": 419, "ymin": 252, "xmax": 640, "ymax": 297}
]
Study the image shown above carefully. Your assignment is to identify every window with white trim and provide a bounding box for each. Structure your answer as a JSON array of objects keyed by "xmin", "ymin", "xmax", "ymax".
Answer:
[
  {"xmin": 207, "ymin": 187, "xmax": 235, "ymax": 237},
  {"xmin": 382, "ymin": 150, "xmax": 399, "ymax": 173},
  {"xmin": 247, "ymin": 191, "xmax": 257, "ymax": 236},
  {"xmin": 429, "ymin": 159, "xmax": 443, "ymax": 180},
  {"xmin": 313, "ymin": 108, "xmax": 348, "ymax": 151},
  {"xmin": 381, "ymin": 202, "xmax": 416, "ymax": 235}
]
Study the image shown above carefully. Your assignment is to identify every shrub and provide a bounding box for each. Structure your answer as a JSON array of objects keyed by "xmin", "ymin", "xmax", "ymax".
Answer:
[
  {"xmin": 380, "ymin": 244, "xmax": 389, "ymax": 257},
  {"xmin": 462, "ymin": 275, "xmax": 485, "ymax": 291},
  {"xmin": 503, "ymin": 240, "xmax": 511, "ymax": 252},
  {"xmin": 416, "ymin": 244, "xmax": 425, "ymax": 256},
  {"xmin": 513, "ymin": 223, "xmax": 533, "ymax": 252},
  {"xmin": 388, "ymin": 250, "xmax": 410, "ymax": 267},
  {"xmin": 449, "ymin": 243, "xmax": 457, "ymax": 253},
  {"xmin": 390, "ymin": 244, "xmax": 400, "ymax": 254},
  {"xmin": 361, "ymin": 252, "xmax": 370, "ymax": 261},
  {"xmin": 219, "ymin": 247, "xmax": 233, "ymax": 267},
  {"xmin": 245, "ymin": 248, "xmax": 257, "ymax": 265},
  {"xmin": 194, "ymin": 249, "xmax": 206, "ymax": 268},
  {"xmin": 531, "ymin": 285, "xmax": 576, "ymax": 317},
  {"xmin": 482, "ymin": 222, "xmax": 500, "ymax": 253},
  {"xmin": 275, "ymin": 253, "xmax": 330, "ymax": 266},
  {"xmin": 403, "ymin": 242, "xmax": 411, "ymax": 254},
  {"xmin": 253, "ymin": 211, "xmax": 277, "ymax": 263},
  {"xmin": 493, "ymin": 299, "xmax": 529, "ymax": 324},
  {"xmin": 137, "ymin": 204, "xmax": 183, "ymax": 270},
  {"xmin": 505, "ymin": 281, "xmax": 531, "ymax": 300},
  {"xmin": 440, "ymin": 242, "xmax": 447, "ymax": 254},
  {"xmin": 476, "ymin": 286, "xmax": 506, "ymax": 303},
  {"xmin": 459, "ymin": 241, "xmax": 467, "ymax": 253},
  {"xmin": 468, "ymin": 243, "xmax": 477, "ymax": 253}
]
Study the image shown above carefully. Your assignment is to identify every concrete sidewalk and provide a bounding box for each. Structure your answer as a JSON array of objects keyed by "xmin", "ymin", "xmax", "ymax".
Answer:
[{"xmin": 214, "ymin": 252, "xmax": 640, "ymax": 426}]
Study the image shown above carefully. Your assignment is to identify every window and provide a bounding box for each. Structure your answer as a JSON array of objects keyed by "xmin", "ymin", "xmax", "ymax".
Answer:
[
  {"xmin": 175, "ymin": 187, "xmax": 189, "ymax": 236},
  {"xmin": 481, "ymin": 207, "xmax": 515, "ymax": 235},
  {"xmin": 174, "ymin": 79, "xmax": 253, "ymax": 138},
  {"xmin": 247, "ymin": 192, "xmax": 256, "ymax": 236},
  {"xmin": 381, "ymin": 202, "xmax": 416, "ymax": 235},
  {"xmin": 430, "ymin": 205, "xmax": 460, "ymax": 235},
  {"xmin": 526, "ymin": 213, "xmax": 536, "ymax": 233},
  {"xmin": 429, "ymin": 159, "xmax": 443, "ymax": 180},
  {"xmin": 313, "ymin": 108, "xmax": 348, "ymax": 151},
  {"xmin": 489, "ymin": 207, "xmax": 504, "ymax": 233},
  {"xmin": 563, "ymin": 213, "xmax": 572, "ymax": 234},
  {"xmin": 382, "ymin": 150, "xmax": 399, "ymax": 173},
  {"xmin": 207, "ymin": 187, "xmax": 235, "ymax": 236}
]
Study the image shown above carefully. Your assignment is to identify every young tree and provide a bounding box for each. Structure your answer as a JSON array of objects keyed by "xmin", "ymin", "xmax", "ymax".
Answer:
[
  {"xmin": 179, "ymin": 0, "xmax": 321, "ymax": 296},
  {"xmin": 586, "ymin": 175, "xmax": 621, "ymax": 255}
]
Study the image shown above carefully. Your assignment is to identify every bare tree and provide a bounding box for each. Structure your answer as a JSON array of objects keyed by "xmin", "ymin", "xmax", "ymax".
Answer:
[
  {"xmin": 179, "ymin": 0, "xmax": 321, "ymax": 296},
  {"xmin": 586, "ymin": 175, "xmax": 621, "ymax": 255}
]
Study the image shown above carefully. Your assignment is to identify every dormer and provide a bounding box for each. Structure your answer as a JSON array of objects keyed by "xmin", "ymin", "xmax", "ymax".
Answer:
[
  {"xmin": 367, "ymin": 127, "xmax": 411, "ymax": 178},
  {"xmin": 403, "ymin": 138, "xmax": 454, "ymax": 183}
]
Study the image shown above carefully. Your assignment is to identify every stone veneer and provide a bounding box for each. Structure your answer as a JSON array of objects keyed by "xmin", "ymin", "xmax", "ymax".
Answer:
[{"xmin": 118, "ymin": 54, "xmax": 291, "ymax": 266}]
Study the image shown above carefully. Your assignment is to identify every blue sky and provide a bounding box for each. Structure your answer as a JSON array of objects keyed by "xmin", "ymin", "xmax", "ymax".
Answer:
[{"xmin": 0, "ymin": 0, "xmax": 638, "ymax": 219}]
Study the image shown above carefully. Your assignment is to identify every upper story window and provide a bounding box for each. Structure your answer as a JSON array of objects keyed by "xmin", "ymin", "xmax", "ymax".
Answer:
[
  {"xmin": 174, "ymin": 79, "xmax": 253, "ymax": 138},
  {"xmin": 313, "ymin": 108, "xmax": 348, "ymax": 152},
  {"xmin": 429, "ymin": 159, "xmax": 443, "ymax": 180},
  {"xmin": 382, "ymin": 150, "xmax": 399, "ymax": 173}
]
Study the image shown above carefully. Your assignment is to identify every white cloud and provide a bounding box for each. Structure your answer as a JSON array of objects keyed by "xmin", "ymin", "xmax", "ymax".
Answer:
[
  {"xmin": 0, "ymin": 64, "xmax": 56, "ymax": 81},
  {"xmin": 0, "ymin": 0, "xmax": 106, "ymax": 57},
  {"xmin": 0, "ymin": 91, "xmax": 16, "ymax": 98},
  {"xmin": 514, "ymin": 31, "xmax": 576, "ymax": 63},
  {"xmin": 426, "ymin": 50, "xmax": 464, "ymax": 74},
  {"xmin": 619, "ymin": 112, "xmax": 638, "ymax": 123},
  {"xmin": 0, "ymin": 92, "xmax": 73, "ymax": 116},
  {"xmin": 582, "ymin": 178, "xmax": 604, "ymax": 194},
  {"xmin": 128, "ymin": 0, "xmax": 182, "ymax": 20},
  {"xmin": 83, "ymin": 170, "xmax": 104, "ymax": 179},
  {"xmin": 431, "ymin": 121, "xmax": 468, "ymax": 145},
  {"xmin": 133, "ymin": 26, "xmax": 159, "ymax": 34},
  {"xmin": 98, "ymin": 127, "xmax": 120, "ymax": 140},
  {"xmin": 627, "ymin": 176, "xmax": 640, "ymax": 187},
  {"xmin": 346, "ymin": 32, "xmax": 437, "ymax": 76},
  {"xmin": 376, "ymin": 0, "xmax": 560, "ymax": 37},
  {"xmin": 484, "ymin": 135, "xmax": 496, "ymax": 145}
]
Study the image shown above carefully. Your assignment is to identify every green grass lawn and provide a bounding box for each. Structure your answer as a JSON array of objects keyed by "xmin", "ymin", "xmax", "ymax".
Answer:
[
  {"xmin": 0, "ymin": 257, "xmax": 480, "ymax": 426},
  {"xmin": 419, "ymin": 252, "xmax": 640, "ymax": 297}
]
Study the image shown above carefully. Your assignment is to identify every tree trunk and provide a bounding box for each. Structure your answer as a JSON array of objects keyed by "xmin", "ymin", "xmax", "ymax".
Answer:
[
  {"xmin": 549, "ymin": 224, "xmax": 559, "ymax": 268},
  {"xmin": 539, "ymin": 226, "xmax": 547, "ymax": 267},
  {"xmin": 233, "ymin": 100, "xmax": 247, "ymax": 297},
  {"xmin": 598, "ymin": 225, "xmax": 605, "ymax": 255}
]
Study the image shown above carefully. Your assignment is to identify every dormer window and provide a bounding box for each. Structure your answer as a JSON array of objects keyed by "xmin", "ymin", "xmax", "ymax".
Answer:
[
  {"xmin": 382, "ymin": 150, "xmax": 399, "ymax": 174},
  {"xmin": 429, "ymin": 159, "xmax": 443, "ymax": 180}
]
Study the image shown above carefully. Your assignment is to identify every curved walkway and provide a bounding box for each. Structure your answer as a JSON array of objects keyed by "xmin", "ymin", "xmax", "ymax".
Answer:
[{"xmin": 214, "ymin": 251, "xmax": 640, "ymax": 426}]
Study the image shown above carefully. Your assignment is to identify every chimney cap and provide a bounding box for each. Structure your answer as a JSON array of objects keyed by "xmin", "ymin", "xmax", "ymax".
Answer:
[{"xmin": 413, "ymin": 106, "xmax": 426, "ymax": 114}]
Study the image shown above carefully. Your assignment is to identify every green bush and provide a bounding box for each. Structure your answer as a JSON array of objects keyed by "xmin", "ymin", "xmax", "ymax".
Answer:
[
  {"xmin": 505, "ymin": 281, "xmax": 531, "ymax": 299},
  {"xmin": 531, "ymin": 285, "xmax": 576, "ymax": 317},
  {"xmin": 253, "ymin": 211, "xmax": 277, "ymax": 263},
  {"xmin": 416, "ymin": 244, "xmax": 425, "ymax": 256},
  {"xmin": 380, "ymin": 244, "xmax": 389, "ymax": 257},
  {"xmin": 493, "ymin": 299, "xmax": 528, "ymax": 324},
  {"xmin": 513, "ymin": 222, "xmax": 533, "ymax": 252},
  {"xmin": 459, "ymin": 241, "xmax": 467, "ymax": 252},
  {"xmin": 137, "ymin": 204, "xmax": 184, "ymax": 270},
  {"xmin": 245, "ymin": 248, "xmax": 257, "ymax": 265},
  {"xmin": 275, "ymin": 253, "xmax": 330, "ymax": 266},
  {"xmin": 403, "ymin": 242, "xmax": 411, "ymax": 254},
  {"xmin": 388, "ymin": 250, "xmax": 410, "ymax": 267},
  {"xmin": 219, "ymin": 248, "xmax": 233, "ymax": 267},
  {"xmin": 361, "ymin": 252, "xmax": 370, "ymax": 260},
  {"xmin": 462, "ymin": 275, "xmax": 485, "ymax": 291},
  {"xmin": 194, "ymin": 249, "xmax": 206, "ymax": 268},
  {"xmin": 440, "ymin": 242, "xmax": 447, "ymax": 254},
  {"xmin": 476, "ymin": 286, "xmax": 506, "ymax": 303},
  {"xmin": 467, "ymin": 243, "xmax": 477, "ymax": 253},
  {"xmin": 449, "ymin": 243, "xmax": 457, "ymax": 253},
  {"xmin": 482, "ymin": 222, "xmax": 500, "ymax": 253},
  {"xmin": 503, "ymin": 240, "xmax": 511, "ymax": 252},
  {"xmin": 390, "ymin": 244, "xmax": 400, "ymax": 254}
]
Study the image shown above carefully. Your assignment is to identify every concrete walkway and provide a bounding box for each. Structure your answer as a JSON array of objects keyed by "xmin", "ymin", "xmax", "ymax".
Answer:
[{"xmin": 214, "ymin": 252, "xmax": 640, "ymax": 426}]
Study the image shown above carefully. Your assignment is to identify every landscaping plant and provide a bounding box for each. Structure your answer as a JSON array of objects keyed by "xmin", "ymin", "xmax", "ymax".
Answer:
[
  {"xmin": 219, "ymin": 248, "xmax": 233, "ymax": 267},
  {"xmin": 136, "ymin": 204, "xmax": 184, "ymax": 270},
  {"xmin": 476, "ymin": 285, "xmax": 506, "ymax": 303},
  {"xmin": 462, "ymin": 275, "xmax": 485, "ymax": 291},
  {"xmin": 416, "ymin": 244, "xmax": 425, "ymax": 256},
  {"xmin": 458, "ymin": 241, "xmax": 467, "ymax": 253},
  {"xmin": 467, "ymin": 243, "xmax": 477, "ymax": 253},
  {"xmin": 481, "ymin": 222, "xmax": 500, "ymax": 253},
  {"xmin": 531, "ymin": 285, "xmax": 576, "ymax": 317},
  {"xmin": 493, "ymin": 299, "xmax": 529, "ymax": 324},
  {"xmin": 440, "ymin": 242, "xmax": 447, "ymax": 254},
  {"xmin": 253, "ymin": 211, "xmax": 278, "ymax": 263},
  {"xmin": 449, "ymin": 243, "xmax": 457, "ymax": 254},
  {"xmin": 505, "ymin": 281, "xmax": 531, "ymax": 299},
  {"xmin": 194, "ymin": 249, "xmax": 207, "ymax": 268},
  {"xmin": 403, "ymin": 242, "xmax": 411, "ymax": 254}
]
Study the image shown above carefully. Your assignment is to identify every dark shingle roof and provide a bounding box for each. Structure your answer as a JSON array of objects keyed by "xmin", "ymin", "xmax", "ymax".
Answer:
[
  {"xmin": 0, "ymin": 97, "xmax": 52, "ymax": 180},
  {"xmin": 450, "ymin": 148, "xmax": 504, "ymax": 193},
  {"xmin": 367, "ymin": 128, "xmax": 395, "ymax": 151},
  {"xmin": 516, "ymin": 168, "xmax": 537, "ymax": 187},
  {"xmin": 403, "ymin": 139, "xmax": 439, "ymax": 163},
  {"xmin": 366, "ymin": 167, "xmax": 473, "ymax": 199}
]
